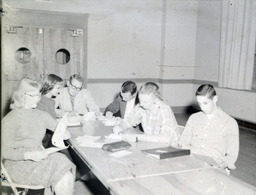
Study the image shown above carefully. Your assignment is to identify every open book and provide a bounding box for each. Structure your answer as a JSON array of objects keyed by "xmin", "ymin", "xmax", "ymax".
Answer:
[{"xmin": 142, "ymin": 146, "xmax": 190, "ymax": 159}]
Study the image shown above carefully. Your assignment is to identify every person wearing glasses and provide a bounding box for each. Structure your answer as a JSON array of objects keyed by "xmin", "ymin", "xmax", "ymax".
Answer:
[
  {"xmin": 1, "ymin": 78, "xmax": 75, "ymax": 195},
  {"xmin": 55, "ymin": 74, "xmax": 100, "ymax": 117},
  {"xmin": 104, "ymin": 81, "xmax": 139, "ymax": 120},
  {"xmin": 178, "ymin": 84, "xmax": 239, "ymax": 172}
]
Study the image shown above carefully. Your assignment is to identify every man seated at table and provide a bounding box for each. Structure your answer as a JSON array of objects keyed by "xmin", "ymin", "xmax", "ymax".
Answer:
[
  {"xmin": 113, "ymin": 82, "xmax": 179, "ymax": 145},
  {"xmin": 104, "ymin": 80, "xmax": 139, "ymax": 120},
  {"xmin": 55, "ymin": 74, "xmax": 100, "ymax": 118},
  {"xmin": 179, "ymin": 84, "xmax": 239, "ymax": 171}
]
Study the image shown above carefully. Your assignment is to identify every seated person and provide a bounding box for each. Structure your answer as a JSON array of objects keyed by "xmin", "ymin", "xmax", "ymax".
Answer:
[
  {"xmin": 37, "ymin": 74, "xmax": 65, "ymax": 148},
  {"xmin": 55, "ymin": 74, "xmax": 100, "ymax": 117},
  {"xmin": 113, "ymin": 82, "xmax": 179, "ymax": 145},
  {"xmin": 179, "ymin": 84, "xmax": 239, "ymax": 170},
  {"xmin": 37, "ymin": 74, "xmax": 64, "ymax": 118},
  {"xmin": 1, "ymin": 78, "xmax": 75, "ymax": 195},
  {"xmin": 104, "ymin": 80, "xmax": 139, "ymax": 120}
]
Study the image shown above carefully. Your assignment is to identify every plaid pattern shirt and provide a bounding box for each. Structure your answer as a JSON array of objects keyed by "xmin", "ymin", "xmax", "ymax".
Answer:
[{"xmin": 128, "ymin": 99, "xmax": 179, "ymax": 144}]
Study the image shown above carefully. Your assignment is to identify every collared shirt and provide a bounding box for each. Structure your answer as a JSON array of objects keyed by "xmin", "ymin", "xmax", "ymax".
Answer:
[
  {"xmin": 179, "ymin": 108, "xmax": 239, "ymax": 169},
  {"xmin": 128, "ymin": 99, "xmax": 179, "ymax": 145},
  {"xmin": 123, "ymin": 96, "xmax": 136, "ymax": 121},
  {"xmin": 55, "ymin": 87, "xmax": 100, "ymax": 115}
]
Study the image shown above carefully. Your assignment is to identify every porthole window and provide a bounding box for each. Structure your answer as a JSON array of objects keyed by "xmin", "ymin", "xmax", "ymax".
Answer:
[
  {"xmin": 15, "ymin": 47, "xmax": 31, "ymax": 64},
  {"xmin": 56, "ymin": 48, "xmax": 71, "ymax": 64}
]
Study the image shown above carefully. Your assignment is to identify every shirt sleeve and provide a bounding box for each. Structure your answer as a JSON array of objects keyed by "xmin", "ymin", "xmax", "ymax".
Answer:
[
  {"xmin": 104, "ymin": 95, "xmax": 121, "ymax": 115},
  {"xmin": 223, "ymin": 119, "xmax": 239, "ymax": 169},
  {"xmin": 179, "ymin": 116, "xmax": 193, "ymax": 149},
  {"xmin": 138, "ymin": 106, "xmax": 179, "ymax": 145},
  {"xmin": 126, "ymin": 105, "xmax": 143, "ymax": 128},
  {"xmin": 84, "ymin": 90, "xmax": 100, "ymax": 114},
  {"xmin": 1, "ymin": 115, "xmax": 25, "ymax": 160},
  {"xmin": 43, "ymin": 112, "xmax": 57, "ymax": 132}
]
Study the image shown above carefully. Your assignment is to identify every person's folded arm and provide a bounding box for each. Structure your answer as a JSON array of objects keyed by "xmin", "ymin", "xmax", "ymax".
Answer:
[
  {"xmin": 84, "ymin": 90, "xmax": 100, "ymax": 114},
  {"xmin": 222, "ymin": 120, "xmax": 239, "ymax": 169},
  {"xmin": 178, "ymin": 118, "xmax": 193, "ymax": 149}
]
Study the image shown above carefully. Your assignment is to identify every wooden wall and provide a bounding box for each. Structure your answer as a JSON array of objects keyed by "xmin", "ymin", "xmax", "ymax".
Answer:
[{"xmin": 1, "ymin": 9, "xmax": 88, "ymax": 117}]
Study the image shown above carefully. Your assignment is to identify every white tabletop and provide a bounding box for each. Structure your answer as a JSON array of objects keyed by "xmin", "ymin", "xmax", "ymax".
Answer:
[{"xmin": 67, "ymin": 120, "xmax": 256, "ymax": 195}]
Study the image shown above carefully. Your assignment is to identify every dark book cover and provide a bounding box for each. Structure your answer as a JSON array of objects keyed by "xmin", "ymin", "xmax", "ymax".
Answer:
[
  {"xmin": 102, "ymin": 141, "xmax": 132, "ymax": 152},
  {"xmin": 142, "ymin": 146, "xmax": 190, "ymax": 159}
]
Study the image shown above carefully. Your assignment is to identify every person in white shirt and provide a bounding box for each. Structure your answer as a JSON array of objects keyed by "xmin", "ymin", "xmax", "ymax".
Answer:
[
  {"xmin": 179, "ymin": 84, "xmax": 239, "ymax": 171},
  {"xmin": 55, "ymin": 74, "xmax": 100, "ymax": 117},
  {"xmin": 104, "ymin": 81, "xmax": 139, "ymax": 121},
  {"xmin": 114, "ymin": 82, "xmax": 179, "ymax": 145}
]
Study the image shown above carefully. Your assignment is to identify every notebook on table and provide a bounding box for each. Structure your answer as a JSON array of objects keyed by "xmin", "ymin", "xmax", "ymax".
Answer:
[{"xmin": 142, "ymin": 146, "xmax": 190, "ymax": 159}]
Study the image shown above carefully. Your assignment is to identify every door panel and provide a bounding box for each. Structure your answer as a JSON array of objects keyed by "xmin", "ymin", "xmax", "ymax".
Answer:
[
  {"xmin": 3, "ymin": 27, "xmax": 44, "ymax": 81},
  {"xmin": 43, "ymin": 28, "xmax": 84, "ymax": 80}
]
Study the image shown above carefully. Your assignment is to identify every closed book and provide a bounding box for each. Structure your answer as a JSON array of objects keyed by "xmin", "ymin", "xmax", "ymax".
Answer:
[
  {"xmin": 102, "ymin": 141, "xmax": 131, "ymax": 152},
  {"xmin": 142, "ymin": 146, "xmax": 190, "ymax": 159}
]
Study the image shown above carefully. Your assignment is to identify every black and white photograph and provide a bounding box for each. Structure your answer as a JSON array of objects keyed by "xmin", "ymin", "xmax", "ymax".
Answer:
[{"xmin": 1, "ymin": 0, "xmax": 256, "ymax": 194}]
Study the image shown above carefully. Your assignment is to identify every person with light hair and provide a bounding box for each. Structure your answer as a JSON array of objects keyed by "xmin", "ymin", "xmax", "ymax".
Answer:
[
  {"xmin": 179, "ymin": 84, "xmax": 239, "ymax": 171},
  {"xmin": 55, "ymin": 74, "xmax": 100, "ymax": 117},
  {"xmin": 1, "ymin": 77, "xmax": 75, "ymax": 195},
  {"xmin": 113, "ymin": 82, "xmax": 179, "ymax": 145}
]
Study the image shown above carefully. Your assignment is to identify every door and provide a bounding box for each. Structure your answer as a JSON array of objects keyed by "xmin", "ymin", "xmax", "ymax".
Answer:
[
  {"xmin": 43, "ymin": 28, "xmax": 84, "ymax": 80},
  {"xmin": 2, "ymin": 26, "xmax": 44, "ymax": 81}
]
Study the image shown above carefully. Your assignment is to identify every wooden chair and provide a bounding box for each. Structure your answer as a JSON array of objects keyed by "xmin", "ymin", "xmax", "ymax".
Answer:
[{"xmin": 1, "ymin": 161, "xmax": 45, "ymax": 195}]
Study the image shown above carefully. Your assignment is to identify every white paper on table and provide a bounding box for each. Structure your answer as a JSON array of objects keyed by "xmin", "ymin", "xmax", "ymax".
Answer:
[
  {"xmin": 79, "ymin": 142, "xmax": 105, "ymax": 148},
  {"xmin": 67, "ymin": 115, "xmax": 82, "ymax": 126},
  {"xmin": 105, "ymin": 133, "xmax": 122, "ymax": 140},
  {"xmin": 75, "ymin": 135, "xmax": 101, "ymax": 142},
  {"xmin": 75, "ymin": 135, "xmax": 102, "ymax": 148},
  {"xmin": 102, "ymin": 118, "xmax": 119, "ymax": 126},
  {"xmin": 109, "ymin": 150, "xmax": 132, "ymax": 157},
  {"xmin": 83, "ymin": 112, "xmax": 96, "ymax": 121},
  {"xmin": 52, "ymin": 113, "xmax": 68, "ymax": 148}
]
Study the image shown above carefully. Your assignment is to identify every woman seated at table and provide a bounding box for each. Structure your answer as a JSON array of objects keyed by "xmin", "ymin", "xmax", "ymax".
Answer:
[
  {"xmin": 1, "ymin": 77, "xmax": 75, "ymax": 195},
  {"xmin": 37, "ymin": 74, "xmax": 64, "ymax": 118},
  {"xmin": 113, "ymin": 82, "xmax": 179, "ymax": 145},
  {"xmin": 37, "ymin": 74, "xmax": 64, "ymax": 148}
]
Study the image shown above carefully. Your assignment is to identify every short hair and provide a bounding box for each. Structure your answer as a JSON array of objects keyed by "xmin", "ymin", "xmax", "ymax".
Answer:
[
  {"xmin": 121, "ymin": 81, "xmax": 137, "ymax": 95},
  {"xmin": 139, "ymin": 82, "xmax": 160, "ymax": 96},
  {"xmin": 40, "ymin": 74, "xmax": 64, "ymax": 95},
  {"xmin": 69, "ymin": 74, "xmax": 84, "ymax": 84},
  {"xmin": 196, "ymin": 84, "xmax": 217, "ymax": 99},
  {"xmin": 10, "ymin": 77, "xmax": 41, "ymax": 110}
]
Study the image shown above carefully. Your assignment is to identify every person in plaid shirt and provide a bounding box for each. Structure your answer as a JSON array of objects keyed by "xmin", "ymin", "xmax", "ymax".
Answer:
[{"xmin": 113, "ymin": 82, "xmax": 179, "ymax": 145}]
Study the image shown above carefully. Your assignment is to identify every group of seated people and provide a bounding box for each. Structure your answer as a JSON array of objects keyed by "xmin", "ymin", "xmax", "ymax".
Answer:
[{"xmin": 1, "ymin": 74, "xmax": 239, "ymax": 194}]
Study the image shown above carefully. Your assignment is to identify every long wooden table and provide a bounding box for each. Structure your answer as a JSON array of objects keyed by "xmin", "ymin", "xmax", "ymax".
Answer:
[{"xmin": 67, "ymin": 120, "xmax": 256, "ymax": 195}]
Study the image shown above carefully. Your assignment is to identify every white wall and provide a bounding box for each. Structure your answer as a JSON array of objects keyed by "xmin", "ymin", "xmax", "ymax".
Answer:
[
  {"xmin": 86, "ymin": 1, "xmax": 199, "ymax": 109},
  {"xmin": 3, "ymin": 0, "xmax": 255, "ymax": 123},
  {"xmin": 194, "ymin": 1, "xmax": 256, "ymax": 123}
]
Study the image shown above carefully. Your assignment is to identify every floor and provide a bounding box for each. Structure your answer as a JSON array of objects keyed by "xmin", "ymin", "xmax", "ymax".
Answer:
[{"xmin": 1, "ymin": 113, "xmax": 256, "ymax": 195}]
